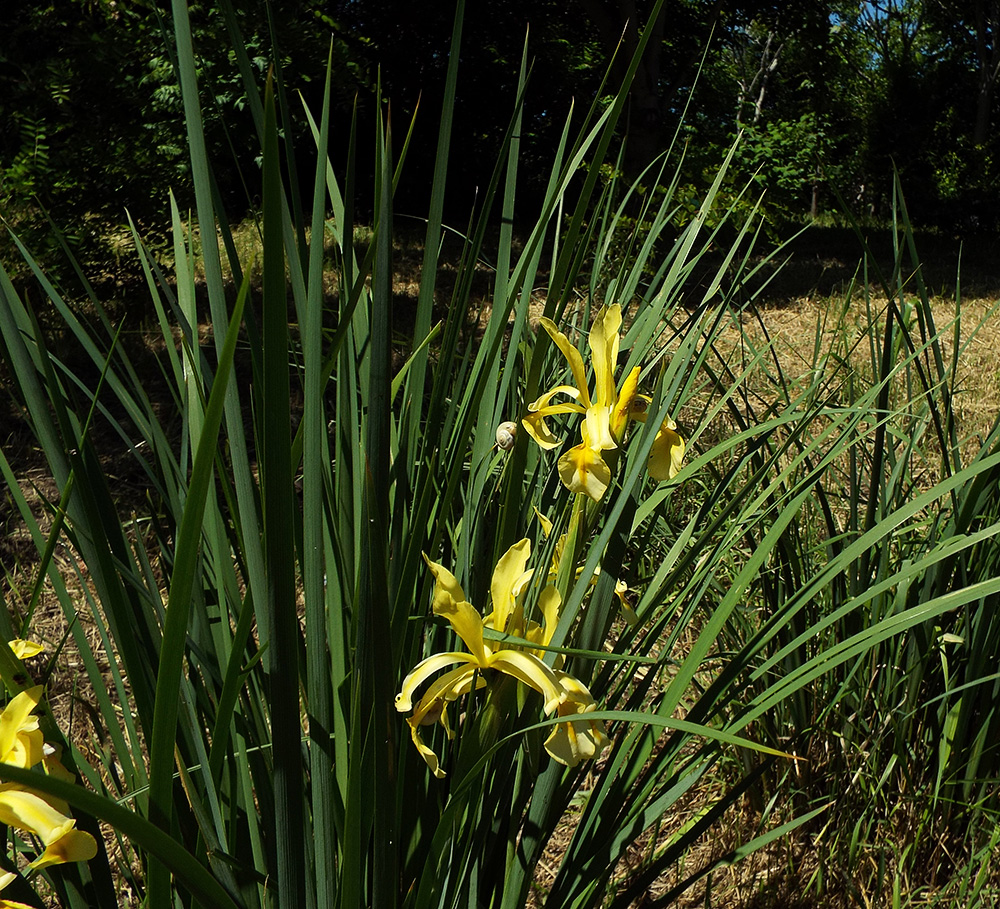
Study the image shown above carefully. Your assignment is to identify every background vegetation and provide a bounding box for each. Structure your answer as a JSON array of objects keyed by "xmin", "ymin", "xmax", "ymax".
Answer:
[
  {"xmin": 4, "ymin": 0, "xmax": 1000, "ymax": 276},
  {"xmin": 1, "ymin": 1, "xmax": 1000, "ymax": 908}
]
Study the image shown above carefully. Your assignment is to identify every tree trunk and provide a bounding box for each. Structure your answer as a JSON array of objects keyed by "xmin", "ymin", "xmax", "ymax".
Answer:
[
  {"xmin": 972, "ymin": 0, "xmax": 1000, "ymax": 146},
  {"xmin": 579, "ymin": 0, "xmax": 724, "ymax": 179}
]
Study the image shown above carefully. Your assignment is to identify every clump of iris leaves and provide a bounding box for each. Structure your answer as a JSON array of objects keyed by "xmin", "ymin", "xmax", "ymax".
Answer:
[{"xmin": 1, "ymin": 1, "xmax": 998, "ymax": 908}]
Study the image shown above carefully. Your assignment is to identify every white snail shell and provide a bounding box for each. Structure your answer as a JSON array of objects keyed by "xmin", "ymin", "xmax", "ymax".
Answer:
[{"xmin": 495, "ymin": 421, "xmax": 518, "ymax": 451}]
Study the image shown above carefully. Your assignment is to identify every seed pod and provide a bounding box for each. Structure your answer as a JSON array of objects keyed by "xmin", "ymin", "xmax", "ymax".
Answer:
[{"xmin": 495, "ymin": 421, "xmax": 517, "ymax": 451}]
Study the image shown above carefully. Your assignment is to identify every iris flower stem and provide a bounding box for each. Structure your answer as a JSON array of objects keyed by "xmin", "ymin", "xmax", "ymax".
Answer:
[{"xmin": 553, "ymin": 495, "xmax": 588, "ymax": 625}]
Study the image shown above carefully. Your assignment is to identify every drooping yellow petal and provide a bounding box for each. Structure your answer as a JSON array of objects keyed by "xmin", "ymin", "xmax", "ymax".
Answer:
[
  {"xmin": 525, "ymin": 384, "xmax": 585, "ymax": 414},
  {"xmin": 647, "ymin": 417, "xmax": 685, "ymax": 481},
  {"xmin": 558, "ymin": 444, "xmax": 612, "ymax": 501},
  {"xmin": 615, "ymin": 579, "xmax": 638, "ymax": 626},
  {"xmin": 521, "ymin": 411, "xmax": 562, "ymax": 450},
  {"xmin": 400, "ymin": 664, "xmax": 485, "ymax": 778},
  {"xmin": 532, "ymin": 507, "xmax": 554, "ymax": 539},
  {"xmin": 0, "ymin": 789, "xmax": 96, "ymax": 868},
  {"xmin": 410, "ymin": 667, "xmax": 484, "ymax": 730},
  {"xmin": 395, "ymin": 653, "xmax": 479, "ymax": 713},
  {"xmin": 522, "ymin": 385, "xmax": 586, "ymax": 450},
  {"xmin": 7, "ymin": 640, "xmax": 43, "ymax": 661},
  {"xmin": 490, "ymin": 539, "xmax": 532, "ymax": 635},
  {"xmin": 543, "ymin": 672, "xmax": 609, "ymax": 767},
  {"xmin": 589, "ymin": 305, "xmax": 622, "ymax": 408},
  {"xmin": 409, "ymin": 666, "xmax": 484, "ymax": 729},
  {"xmin": 485, "ymin": 650, "xmax": 565, "ymax": 714},
  {"xmin": 0, "ymin": 687, "xmax": 43, "ymax": 769},
  {"xmin": 31, "ymin": 825, "xmax": 98, "ymax": 869},
  {"xmin": 406, "ymin": 721, "xmax": 447, "ymax": 779},
  {"xmin": 539, "ymin": 318, "xmax": 591, "ymax": 405}
]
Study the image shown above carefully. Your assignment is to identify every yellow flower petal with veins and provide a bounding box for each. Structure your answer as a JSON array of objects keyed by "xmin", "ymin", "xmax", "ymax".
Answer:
[
  {"xmin": 558, "ymin": 444, "xmax": 612, "ymax": 500},
  {"xmin": 543, "ymin": 672, "xmax": 610, "ymax": 767}
]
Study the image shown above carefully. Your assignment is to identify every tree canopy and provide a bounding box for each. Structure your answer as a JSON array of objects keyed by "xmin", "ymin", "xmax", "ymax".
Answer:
[{"xmin": 2, "ymin": 0, "xmax": 997, "ymax": 269}]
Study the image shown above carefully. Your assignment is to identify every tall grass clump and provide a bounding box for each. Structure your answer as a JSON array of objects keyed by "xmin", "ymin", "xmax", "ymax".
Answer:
[{"xmin": 1, "ymin": 2, "xmax": 999, "ymax": 907}]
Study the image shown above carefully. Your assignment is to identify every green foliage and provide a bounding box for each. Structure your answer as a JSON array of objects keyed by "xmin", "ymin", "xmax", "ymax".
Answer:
[
  {"xmin": 1, "ymin": 3, "xmax": 1000, "ymax": 908},
  {"xmin": 0, "ymin": 0, "xmax": 356, "ymax": 281}
]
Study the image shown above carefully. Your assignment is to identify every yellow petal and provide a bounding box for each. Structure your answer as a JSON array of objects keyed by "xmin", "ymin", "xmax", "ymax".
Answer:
[
  {"xmin": 43, "ymin": 745, "xmax": 76, "ymax": 785},
  {"xmin": 544, "ymin": 715, "xmax": 608, "ymax": 766},
  {"xmin": 543, "ymin": 672, "xmax": 609, "ymax": 766},
  {"xmin": 537, "ymin": 585, "xmax": 561, "ymax": 648},
  {"xmin": 8, "ymin": 640, "xmax": 43, "ymax": 660},
  {"xmin": 0, "ymin": 789, "xmax": 93, "ymax": 867},
  {"xmin": 415, "ymin": 664, "xmax": 485, "ymax": 720},
  {"xmin": 525, "ymin": 384, "xmax": 584, "ymax": 414},
  {"xmin": 31, "ymin": 826, "xmax": 98, "ymax": 869},
  {"xmin": 406, "ymin": 721, "xmax": 448, "ymax": 779},
  {"xmin": 610, "ymin": 365, "xmax": 641, "ymax": 439},
  {"xmin": 421, "ymin": 554, "xmax": 468, "ymax": 616},
  {"xmin": 522, "ymin": 386, "xmax": 586, "ymax": 451},
  {"xmin": 532, "ymin": 507, "xmax": 554, "ymax": 539},
  {"xmin": 615, "ymin": 579, "xmax": 638, "ymax": 626},
  {"xmin": 558, "ymin": 445, "xmax": 612, "ymax": 501},
  {"xmin": 521, "ymin": 412, "xmax": 561, "ymax": 450},
  {"xmin": 0, "ymin": 870, "xmax": 35, "ymax": 909},
  {"xmin": 0, "ymin": 688, "xmax": 43, "ymax": 769},
  {"xmin": 582, "ymin": 405, "xmax": 616, "ymax": 452},
  {"xmin": 539, "ymin": 319, "xmax": 591, "ymax": 405},
  {"xmin": 395, "ymin": 653, "xmax": 478, "ymax": 713},
  {"xmin": 490, "ymin": 539, "xmax": 531, "ymax": 635},
  {"xmin": 647, "ymin": 418, "xmax": 685, "ymax": 481},
  {"xmin": 510, "ymin": 568, "xmax": 535, "ymax": 602},
  {"xmin": 402, "ymin": 664, "xmax": 488, "ymax": 778},
  {"xmin": 444, "ymin": 600, "xmax": 491, "ymax": 662},
  {"xmin": 589, "ymin": 305, "xmax": 622, "ymax": 408},
  {"xmin": 485, "ymin": 650, "xmax": 565, "ymax": 714}
]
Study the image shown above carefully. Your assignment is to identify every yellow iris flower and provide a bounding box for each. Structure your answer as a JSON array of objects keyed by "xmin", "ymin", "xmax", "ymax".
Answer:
[
  {"xmin": 396, "ymin": 540, "xmax": 608, "ymax": 777},
  {"xmin": 0, "ymin": 677, "xmax": 97, "ymax": 874},
  {"xmin": 522, "ymin": 303, "xmax": 685, "ymax": 500},
  {"xmin": 0, "ymin": 789, "xmax": 97, "ymax": 869}
]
